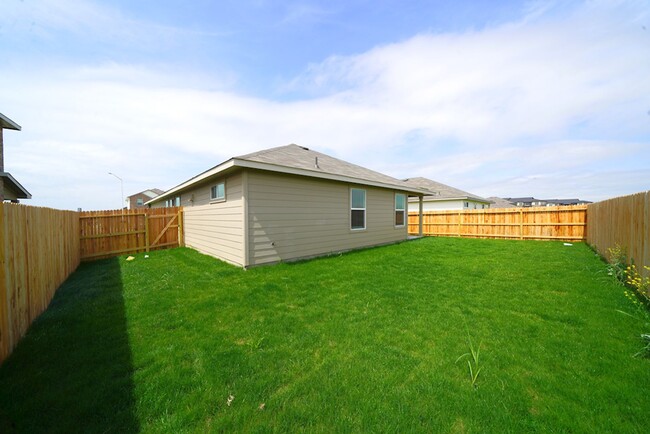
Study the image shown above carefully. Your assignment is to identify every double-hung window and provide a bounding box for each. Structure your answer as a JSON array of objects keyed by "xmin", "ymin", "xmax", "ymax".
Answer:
[
  {"xmin": 395, "ymin": 193, "xmax": 406, "ymax": 227},
  {"xmin": 350, "ymin": 188, "xmax": 366, "ymax": 230},
  {"xmin": 211, "ymin": 181, "xmax": 225, "ymax": 201}
]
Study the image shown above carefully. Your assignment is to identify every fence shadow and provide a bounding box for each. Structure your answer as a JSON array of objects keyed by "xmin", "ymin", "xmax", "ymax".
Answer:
[{"xmin": 0, "ymin": 258, "xmax": 139, "ymax": 432}]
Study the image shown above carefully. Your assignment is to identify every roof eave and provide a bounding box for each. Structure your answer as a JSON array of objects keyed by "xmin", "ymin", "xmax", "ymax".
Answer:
[
  {"xmin": 409, "ymin": 195, "xmax": 492, "ymax": 203},
  {"xmin": 1, "ymin": 172, "xmax": 31, "ymax": 199},
  {"xmin": 147, "ymin": 158, "xmax": 430, "ymax": 205},
  {"xmin": 146, "ymin": 159, "xmax": 237, "ymax": 205},
  {"xmin": 0, "ymin": 113, "xmax": 21, "ymax": 131},
  {"xmin": 233, "ymin": 159, "xmax": 430, "ymax": 195}
]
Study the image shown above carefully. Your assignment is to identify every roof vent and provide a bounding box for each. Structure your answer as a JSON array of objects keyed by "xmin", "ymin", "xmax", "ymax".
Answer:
[
  {"xmin": 298, "ymin": 145, "xmax": 309, "ymax": 150},
  {"xmin": 315, "ymin": 157, "xmax": 320, "ymax": 169}
]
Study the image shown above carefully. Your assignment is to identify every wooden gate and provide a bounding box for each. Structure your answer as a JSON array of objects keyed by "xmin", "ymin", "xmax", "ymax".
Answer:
[{"xmin": 80, "ymin": 207, "xmax": 183, "ymax": 260}]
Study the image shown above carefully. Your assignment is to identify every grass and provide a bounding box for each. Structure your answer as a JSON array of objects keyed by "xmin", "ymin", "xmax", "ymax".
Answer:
[{"xmin": 1, "ymin": 237, "xmax": 649, "ymax": 432}]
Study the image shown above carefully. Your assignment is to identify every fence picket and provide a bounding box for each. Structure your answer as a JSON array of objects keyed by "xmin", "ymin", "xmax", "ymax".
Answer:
[
  {"xmin": 79, "ymin": 207, "xmax": 182, "ymax": 260},
  {"xmin": 408, "ymin": 205, "xmax": 587, "ymax": 241}
]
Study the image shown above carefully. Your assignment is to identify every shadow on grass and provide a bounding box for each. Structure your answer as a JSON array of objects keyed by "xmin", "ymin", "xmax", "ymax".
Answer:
[{"xmin": 0, "ymin": 258, "xmax": 139, "ymax": 433}]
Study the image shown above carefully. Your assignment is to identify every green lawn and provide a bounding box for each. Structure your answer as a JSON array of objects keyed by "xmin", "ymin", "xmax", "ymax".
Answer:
[{"xmin": 1, "ymin": 237, "xmax": 648, "ymax": 432}]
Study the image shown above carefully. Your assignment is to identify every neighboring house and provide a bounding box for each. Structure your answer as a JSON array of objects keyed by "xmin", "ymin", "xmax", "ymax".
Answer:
[
  {"xmin": 401, "ymin": 177, "xmax": 492, "ymax": 212},
  {"xmin": 544, "ymin": 198, "xmax": 592, "ymax": 206},
  {"xmin": 487, "ymin": 197, "xmax": 516, "ymax": 208},
  {"xmin": 504, "ymin": 197, "xmax": 592, "ymax": 207},
  {"xmin": 0, "ymin": 113, "xmax": 31, "ymax": 202},
  {"xmin": 148, "ymin": 144, "xmax": 428, "ymax": 268},
  {"xmin": 127, "ymin": 188, "xmax": 164, "ymax": 209}
]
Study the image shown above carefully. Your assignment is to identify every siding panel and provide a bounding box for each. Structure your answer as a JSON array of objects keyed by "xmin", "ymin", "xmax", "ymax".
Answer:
[
  {"xmin": 183, "ymin": 173, "xmax": 245, "ymax": 266},
  {"xmin": 247, "ymin": 170, "xmax": 407, "ymax": 266}
]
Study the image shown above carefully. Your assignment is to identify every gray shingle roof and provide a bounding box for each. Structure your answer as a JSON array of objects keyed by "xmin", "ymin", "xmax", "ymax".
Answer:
[
  {"xmin": 237, "ymin": 144, "xmax": 416, "ymax": 189},
  {"xmin": 150, "ymin": 144, "xmax": 430, "ymax": 204},
  {"xmin": 402, "ymin": 177, "xmax": 491, "ymax": 203}
]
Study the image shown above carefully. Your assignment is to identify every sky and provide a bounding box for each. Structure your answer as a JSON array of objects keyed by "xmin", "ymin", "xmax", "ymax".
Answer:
[{"xmin": 1, "ymin": 0, "xmax": 649, "ymax": 211}]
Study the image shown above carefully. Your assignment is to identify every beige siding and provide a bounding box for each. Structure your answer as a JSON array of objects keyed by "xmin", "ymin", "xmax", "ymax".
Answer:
[
  {"xmin": 182, "ymin": 173, "xmax": 245, "ymax": 266},
  {"xmin": 247, "ymin": 170, "xmax": 407, "ymax": 266}
]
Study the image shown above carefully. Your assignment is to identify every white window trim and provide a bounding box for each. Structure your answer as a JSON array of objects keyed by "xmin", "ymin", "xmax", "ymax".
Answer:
[
  {"xmin": 350, "ymin": 188, "xmax": 366, "ymax": 231},
  {"xmin": 395, "ymin": 193, "xmax": 406, "ymax": 227},
  {"xmin": 210, "ymin": 180, "xmax": 226, "ymax": 203}
]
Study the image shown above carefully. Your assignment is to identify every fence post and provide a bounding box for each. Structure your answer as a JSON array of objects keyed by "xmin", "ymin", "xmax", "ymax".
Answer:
[
  {"xmin": 178, "ymin": 208, "xmax": 184, "ymax": 247},
  {"xmin": 519, "ymin": 209, "xmax": 524, "ymax": 240},
  {"xmin": 144, "ymin": 214, "xmax": 150, "ymax": 253},
  {"xmin": 458, "ymin": 211, "xmax": 462, "ymax": 237}
]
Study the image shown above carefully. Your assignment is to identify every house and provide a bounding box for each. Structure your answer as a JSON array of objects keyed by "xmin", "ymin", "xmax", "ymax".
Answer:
[
  {"xmin": 543, "ymin": 198, "xmax": 592, "ymax": 206},
  {"xmin": 126, "ymin": 188, "xmax": 164, "ymax": 209},
  {"xmin": 504, "ymin": 197, "xmax": 541, "ymax": 207},
  {"xmin": 504, "ymin": 197, "xmax": 592, "ymax": 207},
  {"xmin": 148, "ymin": 144, "xmax": 428, "ymax": 268},
  {"xmin": 0, "ymin": 113, "xmax": 31, "ymax": 202},
  {"xmin": 401, "ymin": 177, "xmax": 492, "ymax": 212},
  {"xmin": 486, "ymin": 197, "xmax": 516, "ymax": 208}
]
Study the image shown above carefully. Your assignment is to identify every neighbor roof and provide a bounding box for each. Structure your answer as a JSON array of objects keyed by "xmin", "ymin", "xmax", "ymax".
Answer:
[
  {"xmin": 0, "ymin": 113, "xmax": 21, "ymax": 131},
  {"xmin": 127, "ymin": 188, "xmax": 164, "ymax": 199},
  {"xmin": 1, "ymin": 172, "xmax": 31, "ymax": 199},
  {"xmin": 486, "ymin": 197, "xmax": 516, "ymax": 208},
  {"xmin": 150, "ymin": 144, "xmax": 430, "ymax": 204},
  {"xmin": 402, "ymin": 177, "xmax": 492, "ymax": 203}
]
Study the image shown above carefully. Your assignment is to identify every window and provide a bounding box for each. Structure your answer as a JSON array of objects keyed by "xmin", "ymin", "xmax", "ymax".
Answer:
[
  {"xmin": 211, "ymin": 181, "xmax": 225, "ymax": 201},
  {"xmin": 166, "ymin": 197, "xmax": 180, "ymax": 207},
  {"xmin": 395, "ymin": 193, "xmax": 406, "ymax": 227},
  {"xmin": 350, "ymin": 188, "xmax": 366, "ymax": 230},
  {"xmin": 136, "ymin": 198, "xmax": 143, "ymax": 206},
  {"xmin": 464, "ymin": 201, "xmax": 469, "ymax": 208}
]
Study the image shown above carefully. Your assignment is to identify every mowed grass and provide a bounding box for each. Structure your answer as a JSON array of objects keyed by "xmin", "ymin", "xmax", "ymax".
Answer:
[{"xmin": 1, "ymin": 237, "xmax": 649, "ymax": 432}]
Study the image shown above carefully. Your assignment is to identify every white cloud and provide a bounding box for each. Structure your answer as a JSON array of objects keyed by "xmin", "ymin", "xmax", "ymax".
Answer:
[{"xmin": 1, "ymin": 0, "xmax": 648, "ymax": 210}]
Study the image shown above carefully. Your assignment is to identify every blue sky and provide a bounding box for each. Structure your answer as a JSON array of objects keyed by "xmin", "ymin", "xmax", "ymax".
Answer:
[{"xmin": 1, "ymin": 0, "xmax": 649, "ymax": 210}]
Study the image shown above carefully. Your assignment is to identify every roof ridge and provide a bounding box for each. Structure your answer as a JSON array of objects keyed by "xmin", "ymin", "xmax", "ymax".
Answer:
[{"xmin": 235, "ymin": 143, "xmax": 305, "ymax": 160}]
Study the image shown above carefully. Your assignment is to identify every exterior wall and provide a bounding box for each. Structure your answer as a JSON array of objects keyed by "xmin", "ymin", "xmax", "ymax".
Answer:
[
  {"xmin": 408, "ymin": 199, "xmax": 489, "ymax": 212},
  {"xmin": 2, "ymin": 186, "xmax": 18, "ymax": 201},
  {"xmin": 246, "ymin": 170, "xmax": 408, "ymax": 267},
  {"xmin": 128, "ymin": 193, "xmax": 152, "ymax": 209},
  {"xmin": 179, "ymin": 172, "xmax": 245, "ymax": 266}
]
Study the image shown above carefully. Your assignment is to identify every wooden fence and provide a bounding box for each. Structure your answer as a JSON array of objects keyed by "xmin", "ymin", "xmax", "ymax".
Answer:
[
  {"xmin": 587, "ymin": 191, "xmax": 649, "ymax": 279},
  {"xmin": 408, "ymin": 205, "xmax": 588, "ymax": 241},
  {"xmin": 0, "ymin": 203, "xmax": 80, "ymax": 363},
  {"xmin": 80, "ymin": 207, "xmax": 183, "ymax": 260}
]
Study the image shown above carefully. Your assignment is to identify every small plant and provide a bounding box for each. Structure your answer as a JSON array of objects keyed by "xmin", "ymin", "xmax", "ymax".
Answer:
[
  {"xmin": 625, "ymin": 264, "xmax": 650, "ymax": 302},
  {"xmin": 606, "ymin": 244, "xmax": 628, "ymax": 282},
  {"xmin": 456, "ymin": 334, "xmax": 482, "ymax": 389},
  {"xmin": 638, "ymin": 334, "xmax": 650, "ymax": 358},
  {"xmin": 619, "ymin": 263, "xmax": 650, "ymax": 358}
]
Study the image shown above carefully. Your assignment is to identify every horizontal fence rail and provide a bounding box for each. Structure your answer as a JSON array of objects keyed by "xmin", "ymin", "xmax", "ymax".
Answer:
[
  {"xmin": 408, "ymin": 205, "xmax": 588, "ymax": 241},
  {"xmin": 80, "ymin": 207, "xmax": 183, "ymax": 261},
  {"xmin": 587, "ymin": 191, "xmax": 649, "ymax": 280},
  {"xmin": 0, "ymin": 203, "xmax": 80, "ymax": 364}
]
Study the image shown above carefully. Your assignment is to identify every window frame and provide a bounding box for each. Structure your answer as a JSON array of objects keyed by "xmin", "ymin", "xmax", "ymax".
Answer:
[
  {"xmin": 210, "ymin": 180, "xmax": 226, "ymax": 202},
  {"xmin": 350, "ymin": 188, "xmax": 366, "ymax": 231},
  {"xmin": 394, "ymin": 193, "xmax": 406, "ymax": 227}
]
